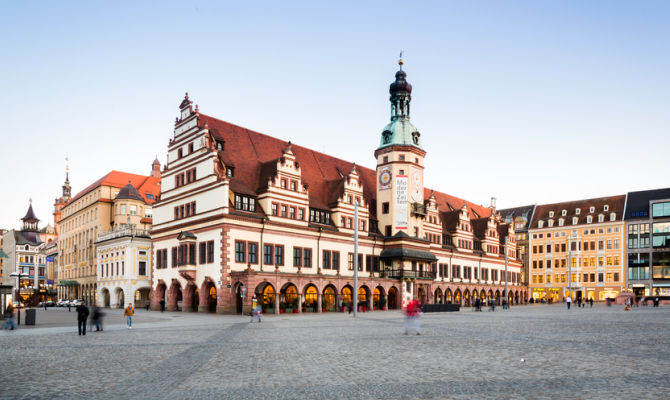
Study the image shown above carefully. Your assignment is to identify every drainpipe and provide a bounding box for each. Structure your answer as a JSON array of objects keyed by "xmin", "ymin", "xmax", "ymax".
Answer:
[
  {"xmin": 259, "ymin": 218, "xmax": 265, "ymax": 272},
  {"xmin": 316, "ymin": 227, "xmax": 322, "ymax": 272}
]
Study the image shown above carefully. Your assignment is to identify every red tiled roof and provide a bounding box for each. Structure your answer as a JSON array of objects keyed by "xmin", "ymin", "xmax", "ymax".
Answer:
[
  {"xmin": 67, "ymin": 171, "xmax": 160, "ymax": 206},
  {"xmin": 200, "ymin": 113, "xmax": 492, "ymax": 218},
  {"xmin": 530, "ymin": 195, "xmax": 626, "ymax": 229}
]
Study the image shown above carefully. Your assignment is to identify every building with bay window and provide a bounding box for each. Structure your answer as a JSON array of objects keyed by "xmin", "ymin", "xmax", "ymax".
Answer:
[
  {"xmin": 150, "ymin": 60, "xmax": 525, "ymax": 314},
  {"xmin": 528, "ymin": 195, "xmax": 626, "ymax": 302}
]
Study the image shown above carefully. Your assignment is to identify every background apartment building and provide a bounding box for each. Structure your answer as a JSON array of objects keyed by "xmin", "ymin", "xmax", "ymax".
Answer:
[
  {"xmin": 528, "ymin": 196, "xmax": 626, "ymax": 302},
  {"xmin": 57, "ymin": 165, "xmax": 160, "ymax": 304}
]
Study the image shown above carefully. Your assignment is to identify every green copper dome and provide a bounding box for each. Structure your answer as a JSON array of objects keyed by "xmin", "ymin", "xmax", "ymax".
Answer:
[
  {"xmin": 379, "ymin": 119, "xmax": 422, "ymax": 149},
  {"xmin": 377, "ymin": 64, "xmax": 422, "ymax": 150}
]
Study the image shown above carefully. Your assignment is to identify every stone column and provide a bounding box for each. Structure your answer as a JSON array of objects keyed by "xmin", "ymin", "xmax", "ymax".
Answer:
[
  {"xmin": 298, "ymin": 293, "xmax": 303, "ymax": 314},
  {"xmin": 274, "ymin": 293, "xmax": 280, "ymax": 315},
  {"xmin": 317, "ymin": 292, "xmax": 322, "ymax": 313},
  {"xmin": 368, "ymin": 293, "xmax": 373, "ymax": 311}
]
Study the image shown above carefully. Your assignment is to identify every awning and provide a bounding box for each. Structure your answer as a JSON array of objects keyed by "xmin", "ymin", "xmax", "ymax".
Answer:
[{"xmin": 379, "ymin": 248, "xmax": 437, "ymax": 261}]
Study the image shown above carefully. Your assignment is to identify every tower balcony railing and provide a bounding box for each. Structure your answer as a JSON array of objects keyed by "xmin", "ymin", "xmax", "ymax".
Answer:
[
  {"xmin": 385, "ymin": 268, "xmax": 436, "ymax": 280},
  {"xmin": 97, "ymin": 228, "xmax": 151, "ymax": 242}
]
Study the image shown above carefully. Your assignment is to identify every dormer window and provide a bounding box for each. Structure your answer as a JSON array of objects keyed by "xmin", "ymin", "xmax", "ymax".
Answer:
[
  {"xmin": 226, "ymin": 167, "xmax": 234, "ymax": 178},
  {"xmin": 234, "ymin": 194, "xmax": 256, "ymax": 212},
  {"xmin": 598, "ymin": 214, "xmax": 604, "ymax": 222},
  {"xmin": 589, "ymin": 206, "xmax": 595, "ymax": 213},
  {"xmin": 561, "ymin": 210, "xmax": 567, "ymax": 216},
  {"xmin": 604, "ymin": 205, "xmax": 609, "ymax": 212},
  {"xmin": 538, "ymin": 220, "xmax": 544, "ymax": 228},
  {"xmin": 572, "ymin": 217, "xmax": 578, "ymax": 225},
  {"xmin": 216, "ymin": 140, "xmax": 224, "ymax": 151},
  {"xmin": 587, "ymin": 215, "xmax": 593, "ymax": 223},
  {"xmin": 575, "ymin": 208, "xmax": 581, "ymax": 215},
  {"xmin": 548, "ymin": 219, "xmax": 554, "ymax": 227},
  {"xmin": 558, "ymin": 218, "xmax": 564, "ymax": 226},
  {"xmin": 549, "ymin": 211, "xmax": 554, "ymax": 218},
  {"xmin": 610, "ymin": 213, "xmax": 616, "ymax": 221}
]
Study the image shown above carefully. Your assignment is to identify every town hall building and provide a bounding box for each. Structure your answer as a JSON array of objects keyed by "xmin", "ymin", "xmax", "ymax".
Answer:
[{"xmin": 150, "ymin": 61, "xmax": 526, "ymax": 314}]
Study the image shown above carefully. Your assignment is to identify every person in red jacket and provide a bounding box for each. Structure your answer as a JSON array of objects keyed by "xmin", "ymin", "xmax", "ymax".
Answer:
[{"xmin": 404, "ymin": 298, "xmax": 422, "ymax": 335}]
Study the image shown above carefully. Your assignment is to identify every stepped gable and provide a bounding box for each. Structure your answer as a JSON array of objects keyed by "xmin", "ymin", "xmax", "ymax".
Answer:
[
  {"xmin": 497, "ymin": 223, "xmax": 511, "ymax": 242},
  {"xmin": 531, "ymin": 195, "xmax": 626, "ymax": 229},
  {"xmin": 200, "ymin": 113, "xmax": 490, "ymax": 216},
  {"xmin": 439, "ymin": 210, "xmax": 461, "ymax": 231},
  {"xmin": 68, "ymin": 171, "xmax": 160, "ymax": 205},
  {"xmin": 471, "ymin": 218, "xmax": 489, "ymax": 239}
]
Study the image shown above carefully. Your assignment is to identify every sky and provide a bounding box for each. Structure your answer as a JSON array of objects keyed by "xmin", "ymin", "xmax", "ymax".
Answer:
[{"xmin": 1, "ymin": 1, "xmax": 669, "ymax": 230}]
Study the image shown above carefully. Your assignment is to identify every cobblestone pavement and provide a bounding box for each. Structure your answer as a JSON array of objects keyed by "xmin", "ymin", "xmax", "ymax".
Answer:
[{"xmin": 1, "ymin": 304, "xmax": 669, "ymax": 399}]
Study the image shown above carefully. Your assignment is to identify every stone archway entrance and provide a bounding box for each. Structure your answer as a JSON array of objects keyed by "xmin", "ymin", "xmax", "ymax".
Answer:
[
  {"xmin": 373, "ymin": 286, "xmax": 386, "ymax": 310},
  {"xmin": 116, "ymin": 288, "xmax": 125, "ymax": 308},
  {"xmin": 303, "ymin": 285, "xmax": 318, "ymax": 312},
  {"xmin": 101, "ymin": 288, "xmax": 110, "ymax": 308},
  {"xmin": 323, "ymin": 285, "xmax": 337, "ymax": 312},
  {"xmin": 388, "ymin": 286, "xmax": 398, "ymax": 309}
]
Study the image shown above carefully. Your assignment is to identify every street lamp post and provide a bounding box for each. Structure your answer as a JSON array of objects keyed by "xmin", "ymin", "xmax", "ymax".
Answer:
[
  {"xmin": 567, "ymin": 251, "xmax": 571, "ymax": 302},
  {"xmin": 504, "ymin": 236, "xmax": 508, "ymax": 309},
  {"xmin": 353, "ymin": 200, "xmax": 359, "ymax": 318},
  {"xmin": 9, "ymin": 271, "xmax": 23, "ymax": 325}
]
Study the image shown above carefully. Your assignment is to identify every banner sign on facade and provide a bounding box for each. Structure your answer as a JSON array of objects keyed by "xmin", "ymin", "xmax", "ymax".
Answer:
[
  {"xmin": 395, "ymin": 175, "xmax": 408, "ymax": 229},
  {"xmin": 46, "ymin": 256, "xmax": 54, "ymax": 282}
]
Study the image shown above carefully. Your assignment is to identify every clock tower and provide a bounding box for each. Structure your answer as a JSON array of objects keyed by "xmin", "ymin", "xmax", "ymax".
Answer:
[{"xmin": 374, "ymin": 58, "xmax": 426, "ymax": 238}]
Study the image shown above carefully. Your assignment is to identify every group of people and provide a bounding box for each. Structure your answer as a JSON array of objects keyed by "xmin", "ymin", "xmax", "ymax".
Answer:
[
  {"xmin": 565, "ymin": 296, "xmax": 594, "ymax": 309},
  {"xmin": 76, "ymin": 302, "xmax": 135, "ymax": 335}
]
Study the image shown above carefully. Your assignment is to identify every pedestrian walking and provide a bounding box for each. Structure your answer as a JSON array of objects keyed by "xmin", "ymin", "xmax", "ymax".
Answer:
[
  {"xmin": 124, "ymin": 303, "xmax": 134, "ymax": 328},
  {"xmin": 403, "ymin": 298, "xmax": 422, "ymax": 335},
  {"xmin": 566, "ymin": 296, "xmax": 572, "ymax": 310},
  {"xmin": 76, "ymin": 301, "xmax": 89, "ymax": 336},
  {"xmin": 160, "ymin": 299, "xmax": 165, "ymax": 312},
  {"xmin": 145, "ymin": 299, "xmax": 150, "ymax": 311},
  {"xmin": 90, "ymin": 306, "xmax": 104, "ymax": 332},
  {"xmin": 251, "ymin": 304, "xmax": 262, "ymax": 323},
  {"xmin": 68, "ymin": 300, "xmax": 71, "ymax": 312},
  {"xmin": 589, "ymin": 298, "xmax": 593, "ymax": 308},
  {"xmin": 3, "ymin": 304, "xmax": 16, "ymax": 330}
]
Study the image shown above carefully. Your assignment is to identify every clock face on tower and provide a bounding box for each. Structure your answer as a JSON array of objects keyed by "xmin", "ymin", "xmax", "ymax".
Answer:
[
  {"xmin": 379, "ymin": 169, "xmax": 392, "ymax": 186},
  {"xmin": 411, "ymin": 171, "xmax": 422, "ymax": 201}
]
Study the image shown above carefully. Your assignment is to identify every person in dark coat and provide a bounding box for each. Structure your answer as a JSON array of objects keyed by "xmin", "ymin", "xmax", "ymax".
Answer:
[
  {"xmin": 160, "ymin": 299, "xmax": 165, "ymax": 312},
  {"xmin": 76, "ymin": 302, "xmax": 90, "ymax": 336}
]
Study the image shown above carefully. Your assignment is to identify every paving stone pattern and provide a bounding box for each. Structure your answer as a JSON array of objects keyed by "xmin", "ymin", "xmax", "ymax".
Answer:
[{"xmin": 1, "ymin": 304, "xmax": 669, "ymax": 399}]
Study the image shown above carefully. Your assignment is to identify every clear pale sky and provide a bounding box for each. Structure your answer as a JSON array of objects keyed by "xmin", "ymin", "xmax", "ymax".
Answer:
[{"xmin": 1, "ymin": 1, "xmax": 669, "ymax": 230}]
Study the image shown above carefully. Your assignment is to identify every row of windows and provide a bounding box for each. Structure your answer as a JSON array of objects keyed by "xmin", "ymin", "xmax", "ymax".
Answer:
[
  {"xmin": 176, "ymin": 142, "xmax": 195, "ymax": 159},
  {"xmin": 340, "ymin": 216, "xmax": 365, "ymax": 231},
  {"xmin": 548, "ymin": 205, "xmax": 609, "ymax": 218},
  {"xmin": 234, "ymin": 194, "xmax": 256, "ymax": 212},
  {"xmin": 155, "ymin": 241, "xmax": 215, "ymax": 269},
  {"xmin": 532, "ymin": 227, "xmax": 620, "ymax": 240},
  {"xmin": 538, "ymin": 213, "xmax": 616, "ymax": 228},
  {"xmin": 532, "ymin": 272, "xmax": 619, "ymax": 284},
  {"xmin": 272, "ymin": 203, "xmax": 306, "ymax": 220},
  {"xmin": 533, "ymin": 256, "xmax": 621, "ymax": 269},
  {"xmin": 174, "ymin": 202, "xmax": 197, "ymax": 220},
  {"xmin": 175, "ymin": 168, "xmax": 197, "ymax": 188},
  {"xmin": 279, "ymin": 178, "xmax": 299, "ymax": 192},
  {"xmin": 652, "ymin": 202, "xmax": 670, "ymax": 218},
  {"xmin": 533, "ymin": 240, "xmax": 620, "ymax": 254},
  {"xmin": 436, "ymin": 263, "xmax": 520, "ymax": 283}
]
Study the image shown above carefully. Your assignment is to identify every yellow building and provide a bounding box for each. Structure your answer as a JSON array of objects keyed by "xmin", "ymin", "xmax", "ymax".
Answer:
[
  {"xmin": 57, "ymin": 166, "xmax": 160, "ymax": 304},
  {"xmin": 528, "ymin": 195, "xmax": 626, "ymax": 302}
]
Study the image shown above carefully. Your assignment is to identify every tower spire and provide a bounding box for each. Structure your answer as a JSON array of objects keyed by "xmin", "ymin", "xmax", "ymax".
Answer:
[{"xmin": 62, "ymin": 154, "xmax": 71, "ymax": 200}]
